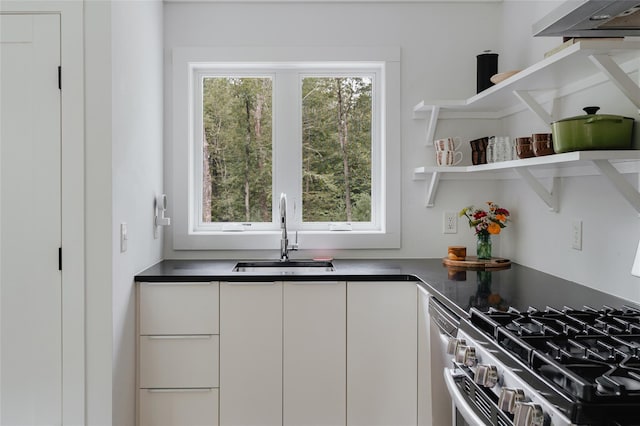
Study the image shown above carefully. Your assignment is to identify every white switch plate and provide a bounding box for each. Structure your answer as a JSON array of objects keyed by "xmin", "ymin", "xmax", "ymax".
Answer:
[
  {"xmin": 120, "ymin": 223, "xmax": 128, "ymax": 253},
  {"xmin": 443, "ymin": 211, "xmax": 457, "ymax": 234},
  {"xmin": 631, "ymin": 239, "xmax": 640, "ymax": 277},
  {"xmin": 571, "ymin": 219, "xmax": 582, "ymax": 250}
]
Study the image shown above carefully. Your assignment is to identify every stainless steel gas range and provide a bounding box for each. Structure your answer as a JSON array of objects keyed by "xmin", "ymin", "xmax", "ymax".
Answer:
[{"xmin": 435, "ymin": 300, "xmax": 640, "ymax": 426}]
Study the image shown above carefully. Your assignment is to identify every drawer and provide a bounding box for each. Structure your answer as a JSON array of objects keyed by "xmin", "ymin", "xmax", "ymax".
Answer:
[
  {"xmin": 139, "ymin": 335, "xmax": 219, "ymax": 389},
  {"xmin": 139, "ymin": 282, "xmax": 219, "ymax": 335},
  {"xmin": 139, "ymin": 388, "xmax": 218, "ymax": 426}
]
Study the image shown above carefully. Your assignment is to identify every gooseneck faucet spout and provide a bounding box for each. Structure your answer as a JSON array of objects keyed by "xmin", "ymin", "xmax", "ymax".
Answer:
[{"xmin": 280, "ymin": 193, "xmax": 298, "ymax": 261}]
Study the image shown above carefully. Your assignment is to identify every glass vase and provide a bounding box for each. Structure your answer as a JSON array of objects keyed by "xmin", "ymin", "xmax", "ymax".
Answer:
[{"xmin": 476, "ymin": 233, "xmax": 492, "ymax": 259}]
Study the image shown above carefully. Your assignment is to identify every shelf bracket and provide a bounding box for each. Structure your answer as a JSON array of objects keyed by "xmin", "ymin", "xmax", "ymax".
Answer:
[
  {"xmin": 512, "ymin": 90, "xmax": 554, "ymax": 128},
  {"xmin": 425, "ymin": 106, "xmax": 440, "ymax": 147},
  {"xmin": 592, "ymin": 159, "xmax": 640, "ymax": 214},
  {"xmin": 515, "ymin": 168, "xmax": 559, "ymax": 212},
  {"xmin": 589, "ymin": 54, "xmax": 640, "ymax": 112},
  {"xmin": 426, "ymin": 171, "xmax": 441, "ymax": 208}
]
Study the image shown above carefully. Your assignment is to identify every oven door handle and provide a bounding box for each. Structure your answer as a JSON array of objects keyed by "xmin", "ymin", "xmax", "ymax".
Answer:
[{"xmin": 444, "ymin": 367, "xmax": 488, "ymax": 426}]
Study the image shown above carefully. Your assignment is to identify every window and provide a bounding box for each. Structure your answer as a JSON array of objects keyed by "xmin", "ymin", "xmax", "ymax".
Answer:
[
  {"xmin": 172, "ymin": 47, "xmax": 400, "ymax": 250},
  {"xmin": 301, "ymin": 76, "xmax": 373, "ymax": 225},
  {"xmin": 198, "ymin": 75, "xmax": 274, "ymax": 227}
]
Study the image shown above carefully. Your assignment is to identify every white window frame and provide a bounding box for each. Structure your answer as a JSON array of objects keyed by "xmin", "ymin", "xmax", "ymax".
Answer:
[
  {"xmin": 193, "ymin": 69, "xmax": 277, "ymax": 232},
  {"xmin": 172, "ymin": 46, "xmax": 401, "ymax": 250}
]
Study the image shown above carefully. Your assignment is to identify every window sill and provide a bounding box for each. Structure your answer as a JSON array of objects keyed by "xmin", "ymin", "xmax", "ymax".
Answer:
[{"xmin": 173, "ymin": 230, "xmax": 400, "ymax": 250}]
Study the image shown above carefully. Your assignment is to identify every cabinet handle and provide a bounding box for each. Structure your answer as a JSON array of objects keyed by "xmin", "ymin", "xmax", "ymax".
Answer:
[
  {"xmin": 146, "ymin": 335, "xmax": 213, "ymax": 340},
  {"xmin": 290, "ymin": 281, "xmax": 341, "ymax": 285},
  {"xmin": 146, "ymin": 388, "xmax": 213, "ymax": 393},
  {"xmin": 142, "ymin": 281, "xmax": 215, "ymax": 286},
  {"xmin": 224, "ymin": 281, "xmax": 276, "ymax": 285}
]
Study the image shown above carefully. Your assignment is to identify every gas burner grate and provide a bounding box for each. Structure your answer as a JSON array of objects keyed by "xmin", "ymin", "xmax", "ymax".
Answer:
[
  {"xmin": 596, "ymin": 365, "xmax": 640, "ymax": 395},
  {"xmin": 474, "ymin": 305, "xmax": 640, "ymax": 402}
]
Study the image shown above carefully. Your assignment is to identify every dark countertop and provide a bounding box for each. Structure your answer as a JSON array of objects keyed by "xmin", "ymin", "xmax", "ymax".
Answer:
[{"xmin": 135, "ymin": 258, "xmax": 637, "ymax": 318}]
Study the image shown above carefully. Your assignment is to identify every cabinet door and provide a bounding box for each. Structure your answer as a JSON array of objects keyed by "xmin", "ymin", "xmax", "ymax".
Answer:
[
  {"xmin": 417, "ymin": 287, "xmax": 439, "ymax": 426},
  {"xmin": 347, "ymin": 282, "xmax": 418, "ymax": 426},
  {"xmin": 139, "ymin": 388, "xmax": 218, "ymax": 426},
  {"xmin": 139, "ymin": 281, "xmax": 219, "ymax": 335},
  {"xmin": 283, "ymin": 281, "xmax": 346, "ymax": 426},
  {"xmin": 219, "ymin": 281, "xmax": 282, "ymax": 426}
]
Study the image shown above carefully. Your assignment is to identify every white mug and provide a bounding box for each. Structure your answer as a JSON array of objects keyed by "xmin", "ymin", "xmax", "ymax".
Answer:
[
  {"xmin": 436, "ymin": 149, "xmax": 463, "ymax": 166},
  {"xmin": 434, "ymin": 137, "xmax": 462, "ymax": 152}
]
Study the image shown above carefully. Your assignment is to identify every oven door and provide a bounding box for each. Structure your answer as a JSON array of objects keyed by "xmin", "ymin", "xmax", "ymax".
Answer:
[{"xmin": 444, "ymin": 367, "xmax": 489, "ymax": 426}]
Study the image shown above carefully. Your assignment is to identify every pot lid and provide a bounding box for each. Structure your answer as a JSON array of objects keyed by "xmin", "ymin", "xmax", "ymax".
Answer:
[{"xmin": 554, "ymin": 106, "xmax": 634, "ymax": 123}]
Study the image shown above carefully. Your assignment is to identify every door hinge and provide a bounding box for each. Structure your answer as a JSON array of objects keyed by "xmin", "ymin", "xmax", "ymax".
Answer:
[
  {"xmin": 58, "ymin": 66, "xmax": 61, "ymax": 90},
  {"xmin": 58, "ymin": 247, "xmax": 62, "ymax": 271}
]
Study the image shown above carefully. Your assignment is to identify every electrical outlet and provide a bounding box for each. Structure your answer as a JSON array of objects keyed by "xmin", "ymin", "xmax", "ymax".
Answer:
[
  {"xmin": 571, "ymin": 219, "xmax": 582, "ymax": 250},
  {"xmin": 443, "ymin": 211, "xmax": 457, "ymax": 234}
]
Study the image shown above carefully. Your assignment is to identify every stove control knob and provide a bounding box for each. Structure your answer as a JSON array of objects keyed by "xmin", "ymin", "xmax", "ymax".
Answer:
[
  {"xmin": 498, "ymin": 387, "xmax": 525, "ymax": 414},
  {"xmin": 474, "ymin": 364, "xmax": 498, "ymax": 388},
  {"xmin": 447, "ymin": 338, "xmax": 466, "ymax": 355},
  {"xmin": 513, "ymin": 402, "xmax": 544, "ymax": 426},
  {"xmin": 455, "ymin": 345, "xmax": 477, "ymax": 367}
]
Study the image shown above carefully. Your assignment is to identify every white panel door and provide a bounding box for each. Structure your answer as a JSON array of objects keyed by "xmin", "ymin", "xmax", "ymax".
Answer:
[
  {"xmin": 0, "ymin": 13, "xmax": 62, "ymax": 425},
  {"xmin": 347, "ymin": 282, "xmax": 418, "ymax": 426},
  {"xmin": 219, "ymin": 281, "xmax": 282, "ymax": 426},
  {"xmin": 283, "ymin": 281, "xmax": 346, "ymax": 426}
]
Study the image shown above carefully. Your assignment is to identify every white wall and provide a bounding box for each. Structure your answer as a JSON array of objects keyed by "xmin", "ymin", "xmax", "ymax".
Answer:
[
  {"xmin": 85, "ymin": 1, "xmax": 165, "ymax": 425},
  {"xmin": 84, "ymin": 1, "xmax": 114, "ymax": 424},
  {"xmin": 163, "ymin": 0, "xmax": 504, "ymax": 260},
  {"xmin": 162, "ymin": 1, "xmax": 640, "ymax": 304},
  {"xmin": 495, "ymin": 2, "xmax": 640, "ymax": 304},
  {"xmin": 111, "ymin": 1, "xmax": 165, "ymax": 425}
]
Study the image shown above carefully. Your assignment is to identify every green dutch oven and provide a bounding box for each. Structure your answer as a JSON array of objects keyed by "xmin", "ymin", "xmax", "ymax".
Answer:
[{"xmin": 551, "ymin": 106, "xmax": 634, "ymax": 153}]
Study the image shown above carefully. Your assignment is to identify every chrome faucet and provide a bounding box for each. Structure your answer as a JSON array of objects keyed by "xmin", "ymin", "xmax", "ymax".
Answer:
[{"xmin": 279, "ymin": 193, "xmax": 298, "ymax": 261}]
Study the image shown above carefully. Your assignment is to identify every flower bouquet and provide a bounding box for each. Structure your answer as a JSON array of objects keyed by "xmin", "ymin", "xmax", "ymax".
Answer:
[{"xmin": 459, "ymin": 202, "xmax": 510, "ymax": 259}]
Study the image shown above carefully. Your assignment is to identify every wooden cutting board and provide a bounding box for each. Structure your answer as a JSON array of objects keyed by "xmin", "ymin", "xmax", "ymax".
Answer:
[{"xmin": 442, "ymin": 256, "xmax": 511, "ymax": 270}]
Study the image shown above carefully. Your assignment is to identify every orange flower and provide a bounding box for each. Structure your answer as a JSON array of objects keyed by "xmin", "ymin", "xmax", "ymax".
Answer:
[
  {"xmin": 487, "ymin": 222, "xmax": 501, "ymax": 234},
  {"xmin": 495, "ymin": 214, "xmax": 507, "ymax": 222}
]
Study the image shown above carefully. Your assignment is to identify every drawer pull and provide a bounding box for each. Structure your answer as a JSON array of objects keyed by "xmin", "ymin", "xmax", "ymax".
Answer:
[
  {"xmin": 142, "ymin": 282, "xmax": 215, "ymax": 286},
  {"xmin": 224, "ymin": 281, "xmax": 276, "ymax": 285},
  {"xmin": 146, "ymin": 388, "xmax": 213, "ymax": 393},
  {"xmin": 146, "ymin": 335, "xmax": 213, "ymax": 340},
  {"xmin": 290, "ymin": 281, "xmax": 341, "ymax": 285}
]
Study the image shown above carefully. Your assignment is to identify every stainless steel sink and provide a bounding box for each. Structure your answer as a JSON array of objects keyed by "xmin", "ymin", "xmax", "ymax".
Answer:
[{"xmin": 232, "ymin": 260, "xmax": 335, "ymax": 273}]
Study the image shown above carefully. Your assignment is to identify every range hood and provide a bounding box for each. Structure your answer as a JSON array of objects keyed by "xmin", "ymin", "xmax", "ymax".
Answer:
[{"xmin": 533, "ymin": 0, "xmax": 640, "ymax": 37}]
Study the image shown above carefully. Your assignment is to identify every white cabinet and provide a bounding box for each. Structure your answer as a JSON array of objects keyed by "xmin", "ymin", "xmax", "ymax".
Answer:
[
  {"xmin": 417, "ymin": 287, "xmax": 453, "ymax": 426},
  {"xmin": 417, "ymin": 288, "xmax": 432, "ymax": 426},
  {"xmin": 283, "ymin": 281, "xmax": 346, "ymax": 426},
  {"xmin": 137, "ymin": 282, "xmax": 219, "ymax": 426},
  {"xmin": 139, "ymin": 280, "xmax": 219, "ymax": 335},
  {"xmin": 347, "ymin": 281, "xmax": 418, "ymax": 426},
  {"xmin": 139, "ymin": 389, "xmax": 219, "ymax": 426},
  {"xmin": 219, "ymin": 281, "xmax": 283, "ymax": 426},
  {"xmin": 139, "ymin": 335, "xmax": 219, "ymax": 389},
  {"xmin": 219, "ymin": 280, "xmax": 347, "ymax": 426},
  {"xmin": 138, "ymin": 279, "xmax": 420, "ymax": 426}
]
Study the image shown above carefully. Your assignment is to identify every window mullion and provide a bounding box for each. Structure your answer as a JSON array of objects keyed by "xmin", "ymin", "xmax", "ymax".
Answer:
[{"xmin": 273, "ymin": 70, "xmax": 303, "ymax": 231}]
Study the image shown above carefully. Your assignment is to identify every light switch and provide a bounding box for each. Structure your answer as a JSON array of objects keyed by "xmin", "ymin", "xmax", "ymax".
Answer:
[
  {"xmin": 120, "ymin": 222, "xmax": 128, "ymax": 253},
  {"xmin": 632, "ymin": 240, "xmax": 640, "ymax": 277},
  {"xmin": 571, "ymin": 219, "xmax": 582, "ymax": 251}
]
